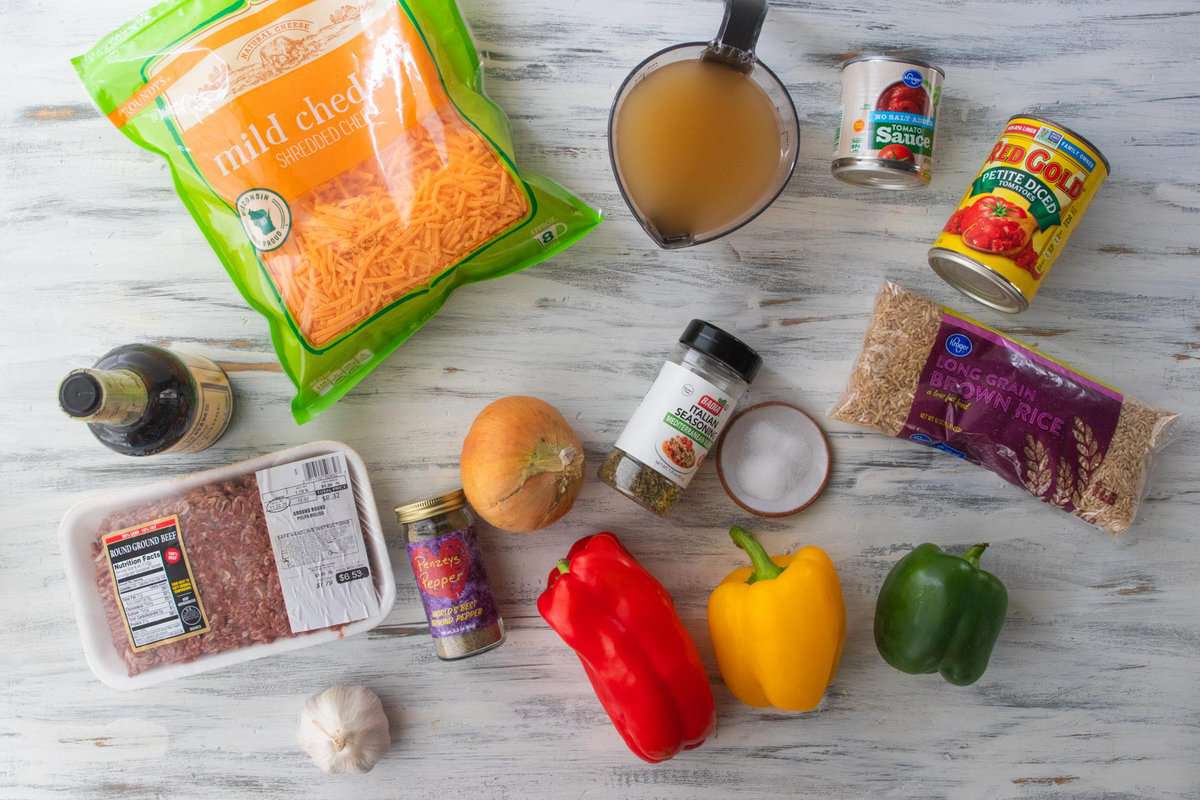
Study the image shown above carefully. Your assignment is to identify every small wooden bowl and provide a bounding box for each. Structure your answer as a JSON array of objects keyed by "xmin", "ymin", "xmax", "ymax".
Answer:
[{"xmin": 715, "ymin": 401, "xmax": 831, "ymax": 517}]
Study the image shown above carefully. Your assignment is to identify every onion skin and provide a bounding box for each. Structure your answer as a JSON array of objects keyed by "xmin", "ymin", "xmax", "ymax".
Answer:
[{"xmin": 461, "ymin": 396, "xmax": 585, "ymax": 533}]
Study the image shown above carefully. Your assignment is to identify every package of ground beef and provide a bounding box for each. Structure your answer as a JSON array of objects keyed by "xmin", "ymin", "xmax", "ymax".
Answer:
[
  {"xmin": 830, "ymin": 282, "xmax": 1178, "ymax": 534},
  {"xmin": 59, "ymin": 442, "xmax": 395, "ymax": 689}
]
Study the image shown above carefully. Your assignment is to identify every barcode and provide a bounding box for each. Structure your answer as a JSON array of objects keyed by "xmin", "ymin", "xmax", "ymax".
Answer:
[{"xmin": 302, "ymin": 456, "xmax": 342, "ymax": 481}]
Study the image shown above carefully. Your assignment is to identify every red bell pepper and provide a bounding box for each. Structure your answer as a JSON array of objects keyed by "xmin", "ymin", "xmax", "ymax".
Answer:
[{"xmin": 537, "ymin": 532, "xmax": 715, "ymax": 763}]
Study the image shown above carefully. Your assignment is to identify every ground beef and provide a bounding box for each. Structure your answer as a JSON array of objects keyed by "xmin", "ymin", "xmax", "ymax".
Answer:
[{"xmin": 93, "ymin": 474, "xmax": 302, "ymax": 675}]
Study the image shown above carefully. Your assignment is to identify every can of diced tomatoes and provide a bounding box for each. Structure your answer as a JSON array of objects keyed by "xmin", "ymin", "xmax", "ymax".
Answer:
[
  {"xmin": 833, "ymin": 55, "xmax": 945, "ymax": 189},
  {"xmin": 929, "ymin": 114, "xmax": 1110, "ymax": 313}
]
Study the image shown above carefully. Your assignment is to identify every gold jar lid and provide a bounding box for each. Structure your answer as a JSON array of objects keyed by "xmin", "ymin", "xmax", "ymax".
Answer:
[{"xmin": 394, "ymin": 489, "xmax": 468, "ymax": 524}]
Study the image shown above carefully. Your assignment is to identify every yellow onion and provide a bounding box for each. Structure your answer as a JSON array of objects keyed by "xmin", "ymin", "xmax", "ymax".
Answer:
[{"xmin": 461, "ymin": 396, "xmax": 584, "ymax": 533}]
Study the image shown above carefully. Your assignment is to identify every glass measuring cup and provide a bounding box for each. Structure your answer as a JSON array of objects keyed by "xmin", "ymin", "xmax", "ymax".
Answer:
[{"xmin": 608, "ymin": 0, "xmax": 800, "ymax": 249}]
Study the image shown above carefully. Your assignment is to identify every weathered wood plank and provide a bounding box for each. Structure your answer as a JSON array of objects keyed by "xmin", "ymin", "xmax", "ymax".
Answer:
[{"xmin": 0, "ymin": 0, "xmax": 1197, "ymax": 797}]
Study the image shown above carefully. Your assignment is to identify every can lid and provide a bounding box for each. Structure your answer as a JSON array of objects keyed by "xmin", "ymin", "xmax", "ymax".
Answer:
[
  {"xmin": 680, "ymin": 320, "xmax": 762, "ymax": 383},
  {"xmin": 1007, "ymin": 113, "xmax": 1111, "ymax": 174},
  {"xmin": 59, "ymin": 371, "xmax": 102, "ymax": 417},
  {"xmin": 841, "ymin": 54, "xmax": 945, "ymax": 77},
  {"xmin": 395, "ymin": 489, "xmax": 467, "ymax": 524},
  {"xmin": 928, "ymin": 248, "xmax": 1029, "ymax": 314},
  {"xmin": 832, "ymin": 157, "xmax": 929, "ymax": 189}
]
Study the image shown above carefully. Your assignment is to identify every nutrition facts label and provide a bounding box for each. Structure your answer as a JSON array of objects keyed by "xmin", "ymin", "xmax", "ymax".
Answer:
[
  {"xmin": 257, "ymin": 453, "xmax": 380, "ymax": 633},
  {"xmin": 102, "ymin": 516, "xmax": 209, "ymax": 651}
]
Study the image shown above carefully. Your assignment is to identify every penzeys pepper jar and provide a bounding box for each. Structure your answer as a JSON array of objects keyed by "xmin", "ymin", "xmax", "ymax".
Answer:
[
  {"xmin": 599, "ymin": 320, "xmax": 762, "ymax": 515},
  {"xmin": 395, "ymin": 490, "xmax": 505, "ymax": 659}
]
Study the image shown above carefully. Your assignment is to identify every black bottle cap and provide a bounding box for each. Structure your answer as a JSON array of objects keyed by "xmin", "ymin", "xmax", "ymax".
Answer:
[
  {"xmin": 59, "ymin": 372, "xmax": 102, "ymax": 417},
  {"xmin": 679, "ymin": 320, "xmax": 762, "ymax": 384}
]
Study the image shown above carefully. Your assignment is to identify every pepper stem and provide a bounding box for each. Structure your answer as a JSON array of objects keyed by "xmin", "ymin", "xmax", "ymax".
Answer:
[
  {"xmin": 555, "ymin": 559, "xmax": 570, "ymax": 575},
  {"xmin": 962, "ymin": 543, "xmax": 989, "ymax": 568},
  {"xmin": 730, "ymin": 526, "xmax": 784, "ymax": 584}
]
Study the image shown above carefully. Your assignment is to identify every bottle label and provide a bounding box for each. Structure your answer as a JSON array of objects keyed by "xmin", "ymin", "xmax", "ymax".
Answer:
[
  {"xmin": 614, "ymin": 361, "xmax": 739, "ymax": 489},
  {"xmin": 82, "ymin": 368, "xmax": 148, "ymax": 426},
  {"xmin": 165, "ymin": 352, "xmax": 234, "ymax": 454},
  {"xmin": 406, "ymin": 526, "xmax": 499, "ymax": 640},
  {"xmin": 256, "ymin": 453, "xmax": 380, "ymax": 633},
  {"xmin": 101, "ymin": 515, "xmax": 210, "ymax": 652}
]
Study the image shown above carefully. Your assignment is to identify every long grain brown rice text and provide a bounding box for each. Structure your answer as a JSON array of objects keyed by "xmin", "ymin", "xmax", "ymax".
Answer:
[{"xmin": 830, "ymin": 282, "xmax": 1176, "ymax": 533}]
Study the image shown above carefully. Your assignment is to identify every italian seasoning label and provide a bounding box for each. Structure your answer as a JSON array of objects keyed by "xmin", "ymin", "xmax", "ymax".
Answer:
[
  {"xmin": 902, "ymin": 314, "xmax": 1123, "ymax": 510},
  {"xmin": 614, "ymin": 361, "xmax": 736, "ymax": 489},
  {"xmin": 406, "ymin": 526, "xmax": 499, "ymax": 639},
  {"xmin": 102, "ymin": 516, "xmax": 210, "ymax": 652}
]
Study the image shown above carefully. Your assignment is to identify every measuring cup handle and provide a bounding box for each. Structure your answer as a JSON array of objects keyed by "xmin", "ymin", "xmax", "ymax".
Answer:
[{"xmin": 710, "ymin": 0, "xmax": 767, "ymax": 66}]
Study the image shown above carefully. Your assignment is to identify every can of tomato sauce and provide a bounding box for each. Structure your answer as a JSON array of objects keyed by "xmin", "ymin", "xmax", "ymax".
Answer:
[
  {"xmin": 929, "ymin": 114, "xmax": 1110, "ymax": 313},
  {"xmin": 833, "ymin": 55, "xmax": 945, "ymax": 189}
]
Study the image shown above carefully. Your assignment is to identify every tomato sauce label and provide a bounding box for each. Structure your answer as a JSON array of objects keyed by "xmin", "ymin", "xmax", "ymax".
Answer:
[
  {"xmin": 406, "ymin": 526, "xmax": 499, "ymax": 639},
  {"xmin": 834, "ymin": 58, "xmax": 944, "ymax": 180},
  {"xmin": 902, "ymin": 312, "xmax": 1123, "ymax": 512},
  {"xmin": 933, "ymin": 116, "xmax": 1109, "ymax": 302}
]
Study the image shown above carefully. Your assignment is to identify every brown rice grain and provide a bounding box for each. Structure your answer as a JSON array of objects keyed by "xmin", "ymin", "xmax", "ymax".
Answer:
[{"xmin": 830, "ymin": 282, "xmax": 1177, "ymax": 534}]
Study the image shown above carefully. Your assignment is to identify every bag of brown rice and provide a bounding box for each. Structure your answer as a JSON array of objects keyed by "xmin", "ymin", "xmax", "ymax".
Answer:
[{"xmin": 830, "ymin": 282, "xmax": 1177, "ymax": 533}]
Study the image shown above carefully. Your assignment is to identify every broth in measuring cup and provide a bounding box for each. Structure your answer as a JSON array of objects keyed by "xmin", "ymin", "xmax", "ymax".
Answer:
[
  {"xmin": 613, "ymin": 59, "xmax": 783, "ymax": 242},
  {"xmin": 608, "ymin": 0, "xmax": 798, "ymax": 248}
]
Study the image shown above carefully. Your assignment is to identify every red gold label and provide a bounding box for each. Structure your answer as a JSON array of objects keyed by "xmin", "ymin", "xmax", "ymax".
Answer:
[{"xmin": 932, "ymin": 116, "xmax": 1108, "ymax": 303}]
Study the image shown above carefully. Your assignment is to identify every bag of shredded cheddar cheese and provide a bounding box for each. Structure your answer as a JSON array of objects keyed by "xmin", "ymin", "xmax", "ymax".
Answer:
[{"xmin": 73, "ymin": 0, "xmax": 600, "ymax": 422}]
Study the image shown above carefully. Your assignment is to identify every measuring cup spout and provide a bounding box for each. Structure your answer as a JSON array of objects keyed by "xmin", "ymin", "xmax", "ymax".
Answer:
[{"xmin": 704, "ymin": 0, "xmax": 767, "ymax": 71}]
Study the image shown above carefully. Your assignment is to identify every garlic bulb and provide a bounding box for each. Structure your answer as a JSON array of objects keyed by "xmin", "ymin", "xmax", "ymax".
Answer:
[{"xmin": 298, "ymin": 686, "xmax": 391, "ymax": 774}]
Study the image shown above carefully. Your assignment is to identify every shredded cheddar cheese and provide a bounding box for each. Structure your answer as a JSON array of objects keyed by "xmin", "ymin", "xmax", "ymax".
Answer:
[
  {"xmin": 263, "ymin": 115, "xmax": 529, "ymax": 346},
  {"xmin": 77, "ymin": 0, "xmax": 598, "ymax": 422}
]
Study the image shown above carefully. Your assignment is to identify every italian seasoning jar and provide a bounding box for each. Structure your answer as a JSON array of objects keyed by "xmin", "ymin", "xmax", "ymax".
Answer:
[
  {"xmin": 600, "ymin": 320, "xmax": 762, "ymax": 515},
  {"xmin": 395, "ymin": 490, "xmax": 504, "ymax": 660}
]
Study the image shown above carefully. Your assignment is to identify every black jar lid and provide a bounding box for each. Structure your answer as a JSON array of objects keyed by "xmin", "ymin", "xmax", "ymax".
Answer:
[{"xmin": 679, "ymin": 320, "xmax": 762, "ymax": 384}]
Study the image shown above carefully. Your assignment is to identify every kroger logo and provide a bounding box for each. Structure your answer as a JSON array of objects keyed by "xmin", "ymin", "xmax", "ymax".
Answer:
[
  {"xmin": 945, "ymin": 333, "xmax": 973, "ymax": 357},
  {"xmin": 902, "ymin": 69, "xmax": 923, "ymax": 87},
  {"xmin": 910, "ymin": 433, "xmax": 934, "ymax": 444}
]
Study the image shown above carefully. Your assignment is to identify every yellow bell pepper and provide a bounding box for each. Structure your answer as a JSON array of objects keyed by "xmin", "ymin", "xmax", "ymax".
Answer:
[{"xmin": 707, "ymin": 526, "xmax": 846, "ymax": 712}]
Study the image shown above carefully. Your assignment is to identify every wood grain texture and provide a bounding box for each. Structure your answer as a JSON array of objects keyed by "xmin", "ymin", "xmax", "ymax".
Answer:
[{"xmin": 1, "ymin": 0, "xmax": 1198, "ymax": 798}]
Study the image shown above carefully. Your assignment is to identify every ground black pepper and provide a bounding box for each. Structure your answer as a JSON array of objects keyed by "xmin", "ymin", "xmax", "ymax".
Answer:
[{"xmin": 395, "ymin": 491, "xmax": 504, "ymax": 660}]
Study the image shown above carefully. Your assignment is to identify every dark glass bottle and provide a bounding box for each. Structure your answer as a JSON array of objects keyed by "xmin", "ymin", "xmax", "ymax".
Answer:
[{"xmin": 57, "ymin": 344, "xmax": 234, "ymax": 456}]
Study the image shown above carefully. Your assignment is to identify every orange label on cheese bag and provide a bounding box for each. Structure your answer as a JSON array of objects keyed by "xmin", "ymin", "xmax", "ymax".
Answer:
[{"xmin": 149, "ymin": 0, "xmax": 530, "ymax": 346}]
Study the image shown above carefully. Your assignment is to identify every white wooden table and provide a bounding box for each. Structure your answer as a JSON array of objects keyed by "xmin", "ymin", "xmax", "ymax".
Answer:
[{"xmin": 2, "ymin": 0, "xmax": 1198, "ymax": 797}]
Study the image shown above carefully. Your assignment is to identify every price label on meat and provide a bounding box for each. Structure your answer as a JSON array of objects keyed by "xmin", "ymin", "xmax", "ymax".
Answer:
[
  {"xmin": 101, "ymin": 516, "xmax": 210, "ymax": 652},
  {"xmin": 257, "ymin": 453, "xmax": 380, "ymax": 633}
]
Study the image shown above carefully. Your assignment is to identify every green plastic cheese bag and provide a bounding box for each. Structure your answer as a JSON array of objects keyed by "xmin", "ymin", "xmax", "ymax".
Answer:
[{"xmin": 74, "ymin": 0, "xmax": 600, "ymax": 422}]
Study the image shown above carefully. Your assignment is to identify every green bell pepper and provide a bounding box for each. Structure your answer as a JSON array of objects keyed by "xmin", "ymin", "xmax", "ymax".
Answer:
[{"xmin": 874, "ymin": 543, "xmax": 1007, "ymax": 686}]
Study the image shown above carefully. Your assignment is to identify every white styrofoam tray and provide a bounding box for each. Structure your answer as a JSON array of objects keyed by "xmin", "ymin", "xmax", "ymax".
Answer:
[{"xmin": 58, "ymin": 441, "xmax": 396, "ymax": 690}]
